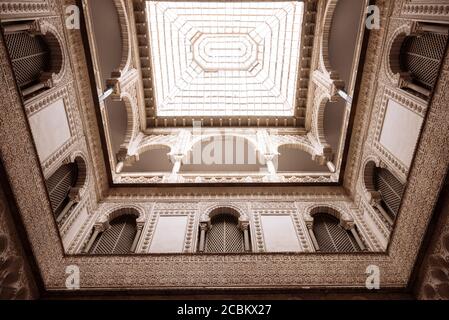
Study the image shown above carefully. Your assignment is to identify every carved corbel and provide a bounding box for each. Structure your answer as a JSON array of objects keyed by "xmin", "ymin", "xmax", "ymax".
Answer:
[
  {"xmin": 312, "ymin": 70, "xmax": 345, "ymax": 101},
  {"xmin": 340, "ymin": 219, "xmax": 355, "ymax": 231},
  {"xmin": 256, "ymin": 129, "xmax": 278, "ymax": 156},
  {"xmin": 115, "ymin": 146, "xmax": 139, "ymax": 173},
  {"xmin": 168, "ymin": 130, "xmax": 192, "ymax": 161},
  {"xmin": 106, "ymin": 68, "xmax": 139, "ymax": 97},
  {"xmin": 68, "ymin": 188, "xmax": 81, "ymax": 203}
]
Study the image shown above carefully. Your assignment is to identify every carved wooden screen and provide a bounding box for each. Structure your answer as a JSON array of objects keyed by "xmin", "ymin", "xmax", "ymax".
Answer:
[
  {"xmin": 401, "ymin": 32, "xmax": 448, "ymax": 91},
  {"xmin": 205, "ymin": 214, "xmax": 244, "ymax": 253},
  {"xmin": 374, "ymin": 168, "xmax": 405, "ymax": 220},
  {"xmin": 89, "ymin": 215, "xmax": 137, "ymax": 254},
  {"xmin": 45, "ymin": 163, "xmax": 77, "ymax": 217},
  {"xmin": 4, "ymin": 31, "xmax": 50, "ymax": 88},
  {"xmin": 313, "ymin": 214, "xmax": 359, "ymax": 253}
]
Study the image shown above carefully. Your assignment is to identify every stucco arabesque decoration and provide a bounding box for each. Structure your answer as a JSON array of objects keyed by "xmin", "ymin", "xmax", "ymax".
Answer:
[{"xmin": 1, "ymin": 0, "xmax": 449, "ymax": 292}]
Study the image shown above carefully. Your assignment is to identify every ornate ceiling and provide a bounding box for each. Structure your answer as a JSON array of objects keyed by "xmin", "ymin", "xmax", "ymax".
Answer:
[{"xmin": 146, "ymin": 1, "xmax": 304, "ymax": 118}]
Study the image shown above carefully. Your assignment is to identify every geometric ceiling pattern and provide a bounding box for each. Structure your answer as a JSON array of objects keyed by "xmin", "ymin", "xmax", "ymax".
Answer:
[{"xmin": 147, "ymin": 1, "xmax": 304, "ymax": 117}]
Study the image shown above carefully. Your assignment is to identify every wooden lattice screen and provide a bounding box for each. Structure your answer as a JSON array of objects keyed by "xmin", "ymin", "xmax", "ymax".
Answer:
[
  {"xmin": 45, "ymin": 163, "xmax": 77, "ymax": 217},
  {"xmin": 313, "ymin": 214, "xmax": 360, "ymax": 253},
  {"xmin": 401, "ymin": 32, "xmax": 448, "ymax": 90},
  {"xmin": 4, "ymin": 31, "xmax": 50, "ymax": 88},
  {"xmin": 374, "ymin": 168, "xmax": 405, "ymax": 220},
  {"xmin": 90, "ymin": 215, "xmax": 137, "ymax": 254},
  {"xmin": 205, "ymin": 214, "xmax": 244, "ymax": 253}
]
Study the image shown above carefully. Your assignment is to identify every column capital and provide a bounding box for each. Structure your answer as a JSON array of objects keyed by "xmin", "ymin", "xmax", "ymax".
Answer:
[
  {"xmin": 169, "ymin": 153, "xmax": 185, "ymax": 163},
  {"xmin": 238, "ymin": 219, "xmax": 250, "ymax": 231},
  {"xmin": 199, "ymin": 220, "xmax": 210, "ymax": 231},
  {"xmin": 341, "ymin": 219, "xmax": 355, "ymax": 231},
  {"xmin": 68, "ymin": 188, "xmax": 81, "ymax": 202},
  {"xmin": 93, "ymin": 223, "xmax": 107, "ymax": 233},
  {"xmin": 263, "ymin": 153, "xmax": 277, "ymax": 162},
  {"xmin": 305, "ymin": 220, "xmax": 314, "ymax": 229}
]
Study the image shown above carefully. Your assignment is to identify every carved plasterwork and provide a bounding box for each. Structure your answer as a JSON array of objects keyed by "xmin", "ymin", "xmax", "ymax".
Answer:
[
  {"xmin": 112, "ymin": 127, "xmax": 338, "ymax": 184},
  {"xmin": 401, "ymin": 0, "xmax": 449, "ymax": 22},
  {"xmin": 0, "ymin": 0, "xmax": 56, "ymax": 18},
  {"xmin": 415, "ymin": 184, "xmax": 449, "ymax": 299},
  {"xmin": 344, "ymin": 0, "xmax": 392, "ymax": 194},
  {"xmin": 1, "ymin": 0, "xmax": 449, "ymax": 294},
  {"xmin": 64, "ymin": 0, "xmax": 109, "ymax": 198},
  {"xmin": 136, "ymin": 202, "xmax": 197, "ymax": 253},
  {"xmin": 382, "ymin": 21, "xmax": 413, "ymax": 85},
  {"xmin": 252, "ymin": 201, "xmax": 313, "ymax": 252}
]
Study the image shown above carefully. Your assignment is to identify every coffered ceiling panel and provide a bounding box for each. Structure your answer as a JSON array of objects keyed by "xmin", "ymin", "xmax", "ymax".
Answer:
[{"xmin": 147, "ymin": 1, "xmax": 304, "ymax": 118}]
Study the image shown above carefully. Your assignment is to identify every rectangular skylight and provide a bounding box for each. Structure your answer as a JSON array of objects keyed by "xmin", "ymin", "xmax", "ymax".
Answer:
[{"xmin": 147, "ymin": 1, "xmax": 304, "ymax": 117}]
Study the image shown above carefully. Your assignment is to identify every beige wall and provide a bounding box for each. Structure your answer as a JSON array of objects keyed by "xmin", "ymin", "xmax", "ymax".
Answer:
[
  {"xmin": 28, "ymin": 99, "xmax": 71, "ymax": 163},
  {"xmin": 379, "ymin": 99, "xmax": 423, "ymax": 168},
  {"xmin": 149, "ymin": 216, "xmax": 188, "ymax": 253},
  {"xmin": 261, "ymin": 215, "xmax": 301, "ymax": 252}
]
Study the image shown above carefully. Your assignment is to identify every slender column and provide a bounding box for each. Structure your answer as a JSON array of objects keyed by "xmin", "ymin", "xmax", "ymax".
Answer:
[
  {"xmin": 415, "ymin": 23, "xmax": 449, "ymax": 35},
  {"xmin": 171, "ymin": 157, "xmax": 182, "ymax": 175},
  {"xmin": 198, "ymin": 222, "xmax": 209, "ymax": 253},
  {"xmin": 349, "ymin": 226, "xmax": 367, "ymax": 251},
  {"xmin": 399, "ymin": 76, "xmax": 431, "ymax": 97},
  {"xmin": 167, "ymin": 154, "xmax": 183, "ymax": 183},
  {"xmin": 372, "ymin": 200, "xmax": 394, "ymax": 226},
  {"xmin": 337, "ymin": 89, "xmax": 353, "ymax": 104},
  {"xmin": 56, "ymin": 200, "xmax": 75, "ymax": 223},
  {"xmin": 56, "ymin": 189, "xmax": 80, "ymax": 223},
  {"xmin": 98, "ymin": 87, "xmax": 114, "ymax": 102},
  {"xmin": 327, "ymin": 161, "xmax": 336, "ymax": 173},
  {"xmin": 306, "ymin": 223, "xmax": 320, "ymax": 252},
  {"xmin": 130, "ymin": 224, "xmax": 144, "ymax": 253},
  {"xmin": 239, "ymin": 221, "xmax": 251, "ymax": 252},
  {"xmin": 83, "ymin": 228, "xmax": 100, "ymax": 253},
  {"xmin": 264, "ymin": 154, "xmax": 280, "ymax": 182},
  {"xmin": 115, "ymin": 161, "xmax": 124, "ymax": 173},
  {"xmin": 21, "ymin": 83, "xmax": 46, "ymax": 96},
  {"xmin": 266, "ymin": 159, "xmax": 276, "ymax": 175},
  {"xmin": 2, "ymin": 22, "xmax": 34, "ymax": 34}
]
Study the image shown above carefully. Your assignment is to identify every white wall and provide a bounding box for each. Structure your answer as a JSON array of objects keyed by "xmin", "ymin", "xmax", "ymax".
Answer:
[
  {"xmin": 261, "ymin": 215, "xmax": 301, "ymax": 252},
  {"xmin": 379, "ymin": 99, "xmax": 423, "ymax": 167},
  {"xmin": 28, "ymin": 98, "xmax": 71, "ymax": 163},
  {"xmin": 149, "ymin": 216, "xmax": 188, "ymax": 253}
]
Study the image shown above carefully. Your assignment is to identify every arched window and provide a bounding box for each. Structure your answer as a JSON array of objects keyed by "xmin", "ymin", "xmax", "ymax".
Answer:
[
  {"xmin": 205, "ymin": 214, "xmax": 245, "ymax": 253},
  {"xmin": 89, "ymin": 215, "xmax": 137, "ymax": 254},
  {"xmin": 398, "ymin": 25, "xmax": 448, "ymax": 99},
  {"xmin": 363, "ymin": 161, "xmax": 405, "ymax": 226},
  {"xmin": 4, "ymin": 31, "xmax": 50, "ymax": 91},
  {"xmin": 374, "ymin": 167, "xmax": 405, "ymax": 221},
  {"xmin": 45, "ymin": 162, "xmax": 78, "ymax": 221},
  {"xmin": 2, "ymin": 20, "xmax": 63, "ymax": 99},
  {"xmin": 312, "ymin": 214, "xmax": 360, "ymax": 253}
]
